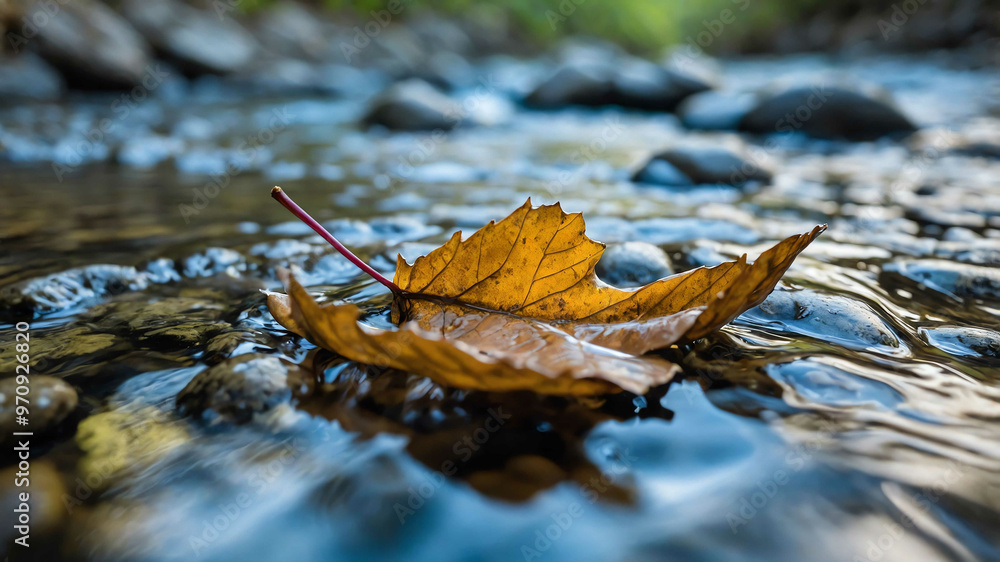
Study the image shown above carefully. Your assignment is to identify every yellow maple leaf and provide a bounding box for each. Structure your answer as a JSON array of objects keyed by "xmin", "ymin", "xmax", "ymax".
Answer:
[{"xmin": 267, "ymin": 191, "xmax": 824, "ymax": 396}]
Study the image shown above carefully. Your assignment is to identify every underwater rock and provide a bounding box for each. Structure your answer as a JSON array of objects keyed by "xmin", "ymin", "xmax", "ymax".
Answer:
[
  {"xmin": 0, "ymin": 375, "xmax": 77, "ymax": 437},
  {"xmin": 16, "ymin": 0, "xmax": 152, "ymax": 88},
  {"xmin": 632, "ymin": 147, "xmax": 771, "ymax": 187},
  {"xmin": 596, "ymin": 242, "xmax": 674, "ymax": 287},
  {"xmin": 883, "ymin": 259, "xmax": 1000, "ymax": 299},
  {"xmin": 0, "ymin": 52, "xmax": 64, "ymax": 101},
  {"xmin": 176, "ymin": 354, "xmax": 311, "ymax": 424},
  {"xmin": 362, "ymin": 79, "xmax": 462, "ymax": 131},
  {"xmin": 738, "ymin": 86, "xmax": 917, "ymax": 141},
  {"xmin": 525, "ymin": 59, "xmax": 709, "ymax": 111},
  {"xmin": 741, "ymin": 287, "xmax": 899, "ymax": 350},
  {"xmin": 0, "ymin": 265, "xmax": 155, "ymax": 315},
  {"xmin": 920, "ymin": 326, "xmax": 1000, "ymax": 358},
  {"xmin": 120, "ymin": 0, "xmax": 259, "ymax": 75}
]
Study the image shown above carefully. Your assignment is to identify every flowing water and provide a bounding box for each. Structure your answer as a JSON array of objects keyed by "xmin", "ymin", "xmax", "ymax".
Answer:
[{"xmin": 1, "ymin": 52, "xmax": 999, "ymax": 561}]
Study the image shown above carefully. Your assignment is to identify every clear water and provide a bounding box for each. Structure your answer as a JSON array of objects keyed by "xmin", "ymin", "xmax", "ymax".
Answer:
[{"xmin": 1, "ymin": 52, "xmax": 999, "ymax": 561}]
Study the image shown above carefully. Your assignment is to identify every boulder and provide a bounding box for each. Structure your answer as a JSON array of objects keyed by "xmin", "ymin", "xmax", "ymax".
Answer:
[
  {"xmin": 632, "ymin": 147, "xmax": 771, "ymax": 187},
  {"xmin": 738, "ymin": 86, "xmax": 917, "ymax": 141},
  {"xmin": 362, "ymin": 79, "xmax": 461, "ymax": 131},
  {"xmin": 10, "ymin": 0, "xmax": 151, "ymax": 88},
  {"xmin": 120, "ymin": 0, "xmax": 259, "ymax": 75},
  {"xmin": 525, "ymin": 59, "xmax": 710, "ymax": 111}
]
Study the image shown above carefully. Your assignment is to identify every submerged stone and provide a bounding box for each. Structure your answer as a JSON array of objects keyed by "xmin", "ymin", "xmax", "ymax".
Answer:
[
  {"xmin": 632, "ymin": 147, "xmax": 771, "ymax": 187},
  {"xmin": 525, "ymin": 59, "xmax": 709, "ymax": 111},
  {"xmin": 362, "ymin": 79, "xmax": 462, "ymax": 131},
  {"xmin": 921, "ymin": 326, "xmax": 1000, "ymax": 358},
  {"xmin": 741, "ymin": 287, "xmax": 899, "ymax": 350},
  {"xmin": 0, "ymin": 376, "xmax": 77, "ymax": 437},
  {"xmin": 883, "ymin": 260, "xmax": 1000, "ymax": 299},
  {"xmin": 596, "ymin": 242, "xmax": 674, "ymax": 287},
  {"xmin": 738, "ymin": 86, "xmax": 917, "ymax": 141},
  {"xmin": 176, "ymin": 354, "xmax": 311, "ymax": 424}
]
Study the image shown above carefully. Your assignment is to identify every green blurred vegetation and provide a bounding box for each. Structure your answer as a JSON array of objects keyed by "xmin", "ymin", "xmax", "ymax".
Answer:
[{"xmin": 244, "ymin": 0, "xmax": 833, "ymax": 54}]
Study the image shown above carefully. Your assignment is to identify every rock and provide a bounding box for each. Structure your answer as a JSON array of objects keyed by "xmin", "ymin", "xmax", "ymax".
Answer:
[
  {"xmin": 738, "ymin": 86, "xmax": 917, "ymax": 141},
  {"xmin": 765, "ymin": 359, "xmax": 904, "ymax": 409},
  {"xmin": 120, "ymin": 0, "xmax": 259, "ymax": 75},
  {"xmin": 249, "ymin": 2, "xmax": 329, "ymax": 62},
  {"xmin": 741, "ymin": 287, "xmax": 899, "ymax": 350},
  {"xmin": 525, "ymin": 60, "xmax": 709, "ymax": 111},
  {"xmin": 182, "ymin": 248, "xmax": 248, "ymax": 278},
  {"xmin": 883, "ymin": 260, "xmax": 1000, "ymax": 299},
  {"xmin": 632, "ymin": 147, "xmax": 771, "ymax": 187},
  {"xmin": 921, "ymin": 326, "xmax": 1000, "ymax": 359},
  {"xmin": 0, "ymin": 265, "xmax": 154, "ymax": 316},
  {"xmin": 362, "ymin": 79, "xmax": 462, "ymax": 131},
  {"xmin": 176, "ymin": 354, "xmax": 311, "ymax": 424},
  {"xmin": 0, "ymin": 52, "xmax": 64, "ymax": 101},
  {"xmin": 12, "ymin": 0, "xmax": 152, "ymax": 88},
  {"xmin": 82, "ymin": 297, "xmax": 228, "ymax": 347},
  {"xmin": 0, "ymin": 376, "xmax": 77, "ymax": 437},
  {"xmin": 676, "ymin": 91, "xmax": 757, "ymax": 130},
  {"xmin": 596, "ymin": 242, "xmax": 674, "ymax": 287}
]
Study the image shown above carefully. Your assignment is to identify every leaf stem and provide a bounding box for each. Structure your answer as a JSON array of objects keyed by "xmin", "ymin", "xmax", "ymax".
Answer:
[{"xmin": 270, "ymin": 186, "xmax": 402, "ymax": 293}]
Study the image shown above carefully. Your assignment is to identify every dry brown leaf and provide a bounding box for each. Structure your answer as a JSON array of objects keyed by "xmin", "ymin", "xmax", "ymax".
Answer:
[{"xmin": 268, "ymin": 199, "xmax": 824, "ymax": 395}]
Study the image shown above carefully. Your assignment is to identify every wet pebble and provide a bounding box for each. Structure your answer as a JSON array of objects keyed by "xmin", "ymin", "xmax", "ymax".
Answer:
[
  {"xmin": 883, "ymin": 259, "xmax": 1000, "ymax": 299},
  {"xmin": 82, "ymin": 297, "xmax": 228, "ymax": 347},
  {"xmin": 0, "ymin": 376, "xmax": 77, "ymax": 437},
  {"xmin": 738, "ymin": 86, "xmax": 917, "ymax": 141},
  {"xmin": 176, "ymin": 354, "xmax": 312, "ymax": 424},
  {"xmin": 742, "ymin": 287, "xmax": 899, "ymax": 350},
  {"xmin": 183, "ymin": 248, "xmax": 248, "ymax": 278},
  {"xmin": 27, "ymin": 0, "xmax": 152, "ymax": 88},
  {"xmin": 596, "ymin": 242, "xmax": 674, "ymax": 287},
  {"xmin": 920, "ymin": 326, "xmax": 1000, "ymax": 358},
  {"xmin": 765, "ymin": 359, "xmax": 904, "ymax": 409},
  {"xmin": 632, "ymin": 147, "xmax": 771, "ymax": 187},
  {"xmin": 0, "ymin": 52, "xmax": 64, "ymax": 101},
  {"xmin": 0, "ymin": 265, "xmax": 155, "ymax": 315},
  {"xmin": 525, "ymin": 59, "xmax": 709, "ymax": 111},
  {"xmin": 362, "ymin": 79, "xmax": 461, "ymax": 131},
  {"xmin": 120, "ymin": 0, "xmax": 259, "ymax": 75}
]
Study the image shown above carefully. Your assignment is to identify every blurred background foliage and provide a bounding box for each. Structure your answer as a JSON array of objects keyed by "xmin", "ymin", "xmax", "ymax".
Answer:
[{"xmin": 226, "ymin": 0, "xmax": 996, "ymax": 54}]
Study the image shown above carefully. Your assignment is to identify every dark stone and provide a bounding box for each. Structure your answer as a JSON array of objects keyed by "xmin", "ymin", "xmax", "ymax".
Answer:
[
  {"xmin": 632, "ymin": 147, "xmax": 771, "ymax": 187},
  {"xmin": 524, "ymin": 60, "xmax": 710, "ymax": 111},
  {"xmin": 738, "ymin": 86, "xmax": 917, "ymax": 141},
  {"xmin": 14, "ymin": 0, "xmax": 152, "ymax": 88},
  {"xmin": 362, "ymin": 79, "xmax": 461, "ymax": 131},
  {"xmin": 0, "ymin": 52, "xmax": 64, "ymax": 101},
  {"xmin": 596, "ymin": 242, "xmax": 673, "ymax": 287},
  {"xmin": 120, "ymin": 0, "xmax": 259, "ymax": 75},
  {"xmin": 176, "ymin": 354, "xmax": 312, "ymax": 424},
  {"xmin": 0, "ymin": 376, "xmax": 77, "ymax": 436}
]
